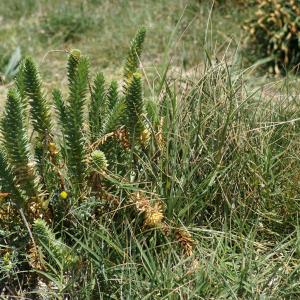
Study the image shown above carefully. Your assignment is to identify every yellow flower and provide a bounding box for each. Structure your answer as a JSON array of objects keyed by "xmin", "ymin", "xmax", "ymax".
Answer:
[
  {"xmin": 130, "ymin": 191, "xmax": 164, "ymax": 228},
  {"xmin": 59, "ymin": 191, "xmax": 68, "ymax": 200},
  {"xmin": 144, "ymin": 209, "xmax": 163, "ymax": 227},
  {"xmin": 144, "ymin": 202, "xmax": 164, "ymax": 227}
]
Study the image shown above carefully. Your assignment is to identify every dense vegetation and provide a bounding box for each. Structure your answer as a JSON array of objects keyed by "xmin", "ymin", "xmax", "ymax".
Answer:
[
  {"xmin": 244, "ymin": 0, "xmax": 300, "ymax": 74},
  {"xmin": 1, "ymin": 0, "xmax": 300, "ymax": 299}
]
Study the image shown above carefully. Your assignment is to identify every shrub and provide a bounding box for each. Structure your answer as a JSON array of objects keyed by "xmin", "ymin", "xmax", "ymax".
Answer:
[
  {"xmin": 244, "ymin": 0, "xmax": 300, "ymax": 74},
  {"xmin": 0, "ymin": 28, "xmax": 194, "ymax": 297}
]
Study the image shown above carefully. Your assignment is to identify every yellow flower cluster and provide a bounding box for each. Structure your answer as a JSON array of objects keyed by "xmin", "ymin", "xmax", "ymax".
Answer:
[{"xmin": 131, "ymin": 191, "xmax": 164, "ymax": 228}]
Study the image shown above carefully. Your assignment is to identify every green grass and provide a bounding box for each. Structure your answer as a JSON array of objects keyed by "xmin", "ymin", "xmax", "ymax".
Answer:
[
  {"xmin": 0, "ymin": 0, "xmax": 251, "ymax": 85},
  {"xmin": 1, "ymin": 0, "xmax": 300, "ymax": 299}
]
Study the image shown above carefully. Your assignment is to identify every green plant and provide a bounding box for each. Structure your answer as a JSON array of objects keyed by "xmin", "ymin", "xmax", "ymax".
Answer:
[
  {"xmin": 32, "ymin": 218, "xmax": 77, "ymax": 269},
  {"xmin": 244, "ymin": 0, "xmax": 300, "ymax": 74},
  {"xmin": 0, "ymin": 28, "xmax": 192, "ymax": 296},
  {"xmin": 0, "ymin": 47, "xmax": 22, "ymax": 84},
  {"xmin": 2, "ymin": 8, "xmax": 300, "ymax": 297}
]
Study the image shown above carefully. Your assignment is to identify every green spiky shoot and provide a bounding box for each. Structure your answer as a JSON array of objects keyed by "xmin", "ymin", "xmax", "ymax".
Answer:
[{"xmin": 123, "ymin": 27, "xmax": 146, "ymax": 83}]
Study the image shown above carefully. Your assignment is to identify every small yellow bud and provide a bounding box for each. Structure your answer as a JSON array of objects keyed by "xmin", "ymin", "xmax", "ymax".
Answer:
[
  {"xmin": 59, "ymin": 191, "xmax": 68, "ymax": 200},
  {"xmin": 132, "ymin": 72, "xmax": 141, "ymax": 80},
  {"xmin": 2, "ymin": 252, "xmax": 12, "ymax": 270},
  {"xmin": 140, "ymin": 128, "xmax": 151, "ymax": 146},
  {"xmin": 48, "ymin": 142, "xmax": 59, "ymax": 156},
  {"xmin": 70, "ymin": 49, "xmax": 81, "ymax": 60}
]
